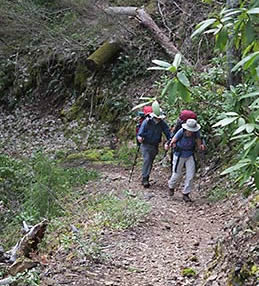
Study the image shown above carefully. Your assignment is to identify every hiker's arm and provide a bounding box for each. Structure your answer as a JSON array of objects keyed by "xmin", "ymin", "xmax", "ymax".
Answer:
[
  {"xmin": 137, "ymin": 119, "xmax": 147, "ymax": 143},
  {"xmin": 196, "ymin": 138, "xmax": 205, "ymax": 151},
  {"xmin": 165, "ymin": 128, "xmax": 181, "ymax": 150}
]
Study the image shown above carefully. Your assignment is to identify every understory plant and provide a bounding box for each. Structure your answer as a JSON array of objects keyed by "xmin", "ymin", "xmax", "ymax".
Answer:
[{"xmin": 137, "ymin": 0, "xmax": 259, "ymax": 190}]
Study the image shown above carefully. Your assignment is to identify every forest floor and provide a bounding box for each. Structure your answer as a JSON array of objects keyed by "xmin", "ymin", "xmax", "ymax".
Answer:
[
  {"xmin": 0, "ymin": 106, "xmax": 241, "ymax": 286},
  {"xmin": 40, "ymin": 158, "xmax": 236, "ymax": 286}
]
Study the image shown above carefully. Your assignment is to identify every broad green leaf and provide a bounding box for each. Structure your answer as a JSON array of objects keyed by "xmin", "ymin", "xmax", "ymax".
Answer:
[
  {"xmin": 231, "ymin": 133, "xmax": 253, "ymax": 140},
  {"xmin": 233, "ymin": 124, "xmax": 247, "ymax": 135},
  {"xmin": 250, "ymin": 98, "xmax": 259, "ymax": 109},
  {"xmin": 232, "ymin": 51, "xmax": 259, "ymax": 72},
  {"xmin": 152, "ymin": 100, "xmax": 160, "ymax": 116},
  {"xmin": 225, "ymin": 112, "xmax": 239, "ymax": 116},
  {"xmin": 177, "ymin": 71, "xmax": 190, "ymax": 87},
  {"xmin": 221, "ymin": 16, "xmax": 232, "ymax": 23},
  {"xmin": 244, "ymin": 20, "xmax": 255, "ymax": 46},
  {"xmin": 151, "ymin": 60, "xmax": 171, "ymax": 68},
  {"xmin": 215, "ymin": 28, "xmax": 228, "ymax": 51},
  {"xmin": 223, "ymin": 10, "xmax": 243, "ymax": 17},
  {"xmin": 238, "ymin": 117, "xmax": 246, "ymax": 126},
  {"xmin": 173, "ymin": 53, "xmax": 182, "ymax": 69},
  {"xmin": 221, "ymin": 160, "xmax": 251, "ymax": 175},
  {"xmin": 161, "ymin": 79, "xmax": 174, "ymax": 97},
  {"xmin": 147, "ymin": 67, "xmax": 168, "ymax": 71},
  {"xmin": 131, "ymin": 101, "xmax": 153, "ymax": 111},
  {"xmin": 178, "ymin": 82, "xmax": 191, "ymax": 102},
  {"xmin": 240, "ymin": 91, "xmax": 259, "ymax": 99},
  {"xmin": 247, "ymin": 8, "xmax": 259, "ymax": 14},
  {"xmin": 243, "ymin": 42, "xmax": 255, "ymax": 57},
  {"xmin": 245, "ymin": 123, "xmax": 255, "ymax": 133},
  {"xmin": 191, "ymin": 18, "xmax": 217, "ymax": 38},
  {"xmin": 220, "ymin": 8, "xmax": 234, "ymax": 16},
  {"xmin": 213, "ymin": 117, "xmax": 238, "ymax": 127},
  {"xmin": 204, "ymin": 28, "xmax": 218, "ymax": 34},
  {"xmin": 168, "ymin": 81, "xmax": 178, "ymax": 105},
  {"xmin": 244, "ymin": 137, "xmax": 257, "ymax": 150}
]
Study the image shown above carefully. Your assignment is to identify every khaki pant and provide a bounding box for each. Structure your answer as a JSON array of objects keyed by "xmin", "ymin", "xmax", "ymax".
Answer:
[{"xmin": 168, "ymin": 154, "xmax": 195, "ymax": 194}]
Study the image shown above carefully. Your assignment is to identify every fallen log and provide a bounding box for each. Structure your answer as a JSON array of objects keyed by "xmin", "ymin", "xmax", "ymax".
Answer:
[
  {"xmin": 105, "ymin": 6, "xmax": 191, "ymax": 65},
  {"xmin": 86, "ymin": 40, "xmax": 121, "ymax": 71},
  {"xmin": 7, "ymin": 219, "xmax": 48, "ymax": 263}
]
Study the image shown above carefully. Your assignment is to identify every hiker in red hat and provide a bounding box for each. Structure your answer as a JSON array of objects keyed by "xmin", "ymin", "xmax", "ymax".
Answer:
[{"xmin": 137, "ymin": 102, "xmax": 171, "ymax": 188}]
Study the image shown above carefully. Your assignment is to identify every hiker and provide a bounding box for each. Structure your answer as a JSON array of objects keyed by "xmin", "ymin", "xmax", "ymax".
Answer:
[
  {"xmin": 165, "ymin": 118, "xmax": 205, "ymax": 202},
  {"xmin": 169, "ymin": 110, "xmax": 197, "ymax": 169},
  {"xmin": 136, "ymin": 106, "xmax": 153, "ymax": 146},
  {"xmin": 137, "ymin": 108, "xmax": 171, "ymax": 188}
]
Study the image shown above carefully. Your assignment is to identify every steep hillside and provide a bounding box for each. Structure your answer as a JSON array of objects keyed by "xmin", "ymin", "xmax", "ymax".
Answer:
[{"xmin": 0, "ymin": 0, "xmax": 258, "ymax": 286}]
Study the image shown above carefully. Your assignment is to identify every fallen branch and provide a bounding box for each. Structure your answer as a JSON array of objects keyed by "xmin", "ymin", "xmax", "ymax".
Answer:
[
  {"xmin": 7, "ymin": 219, "xmax": 48, "ymax": 264},
  {"xmin": 105, "ymin": 6, "xmax": 191, "ymax": 65}
]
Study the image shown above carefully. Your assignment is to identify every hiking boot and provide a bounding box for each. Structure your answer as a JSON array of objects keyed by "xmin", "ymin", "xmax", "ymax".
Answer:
[
  {"xmin": 183, "ymin": 193, "xmax": 192, "ymax": 202},
  {"xmin": 168, "ymin": 188, "xmax": 174, "ymax": 197},
  {"xmin": 142, "ymin": 177, "xmax": 150, "ymax": 188}
]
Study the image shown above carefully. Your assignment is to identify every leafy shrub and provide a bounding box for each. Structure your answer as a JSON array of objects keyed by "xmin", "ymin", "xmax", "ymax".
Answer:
[{"xmin": 0, "ymin": 152, "xmax": 99, "ymax": 225}]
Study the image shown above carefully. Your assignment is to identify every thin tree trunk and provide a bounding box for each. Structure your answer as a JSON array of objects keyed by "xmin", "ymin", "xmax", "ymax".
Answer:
[{"xmin": 226, "ymin": 0, "xmax": 241, "ymax": 87}]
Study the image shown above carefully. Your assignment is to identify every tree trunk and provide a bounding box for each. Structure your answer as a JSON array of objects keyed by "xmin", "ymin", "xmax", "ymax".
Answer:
[
  {"xmin": 226, "ymin": 0, "xmax": 241, "ymax": 87},
  {"xmin": 105, "ymin": 7, "xmax": 191, "ymax": 65},
  {"xmin": 86, "ymin": 40, "xmax": 121, "ymax": 71}
]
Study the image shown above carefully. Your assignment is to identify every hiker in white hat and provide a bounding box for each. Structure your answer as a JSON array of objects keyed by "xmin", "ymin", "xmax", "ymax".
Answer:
[{"xmin": 167, "ymin": 118, "xmax": 205, "ymax": 202}]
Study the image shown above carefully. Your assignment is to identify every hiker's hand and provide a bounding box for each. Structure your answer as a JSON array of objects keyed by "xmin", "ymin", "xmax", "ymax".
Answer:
[
  {"xmin": 169, "ymin": 141, "xmax": 176, "ymax": 148},
  {"xmin": 137, "ymin": 136, "xmax": 144, "ymax": 144},
  {"xmin": 164, "ymin": 143, "xmax": 169, "ymax": 150},
  {"xmin": 200, "ymin": 144, "xmax": 206, "ymax": 151}
]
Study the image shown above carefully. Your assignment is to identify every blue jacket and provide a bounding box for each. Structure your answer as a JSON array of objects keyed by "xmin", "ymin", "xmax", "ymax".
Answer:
[
  {"xmin": 174, "ymin": 128, "xmax": 200, "ymax": 158},
  {"xmin": 137, "ymin": 118, "xmax": 171, "ymax": 146}
]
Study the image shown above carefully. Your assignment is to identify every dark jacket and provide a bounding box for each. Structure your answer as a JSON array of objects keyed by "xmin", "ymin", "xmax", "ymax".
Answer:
[{"xmin": 137, "ymin": 118, "xmax": 171, "ymax": 146}]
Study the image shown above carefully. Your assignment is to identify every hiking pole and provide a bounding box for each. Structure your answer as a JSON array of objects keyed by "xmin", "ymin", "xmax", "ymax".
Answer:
[
  {"xmin": 128, "ymin": 144, "xmax": 140, "ymax": 183},
  {"xmin": 198, "ymin": 150, "xmax": 206, "ymax": 191}
]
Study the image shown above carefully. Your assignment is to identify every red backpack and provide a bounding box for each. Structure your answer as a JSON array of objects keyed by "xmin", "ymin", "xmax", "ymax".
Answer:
[
  {"xmin": 172, "ymin": 110, "xmax": 197, "ymax": 136},
  {"xmin": 136, "ymin": 106, "xmax": 153, "ymax": 136}
]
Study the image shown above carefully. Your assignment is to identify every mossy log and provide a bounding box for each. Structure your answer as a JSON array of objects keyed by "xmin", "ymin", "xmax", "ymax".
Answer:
[{"xmin": 86, "ymin": 41, "xmax": 121, "ymax": 71}]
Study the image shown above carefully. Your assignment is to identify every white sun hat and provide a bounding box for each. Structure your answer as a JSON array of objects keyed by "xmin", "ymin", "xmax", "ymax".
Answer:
[{"xmin": 182, "ymin": 118, "xmax": 201, "ymax": 132}]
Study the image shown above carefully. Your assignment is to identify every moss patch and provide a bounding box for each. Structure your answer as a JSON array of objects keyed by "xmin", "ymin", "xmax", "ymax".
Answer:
[{"xmin": 66, "ymin": 148, "xmax": 114, "ymax": 162}]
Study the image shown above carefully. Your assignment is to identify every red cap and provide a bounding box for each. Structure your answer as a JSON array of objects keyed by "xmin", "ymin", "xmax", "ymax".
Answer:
[{"xmin": 143, "ymin": 106, "xmax": 153, "ymax": 115}]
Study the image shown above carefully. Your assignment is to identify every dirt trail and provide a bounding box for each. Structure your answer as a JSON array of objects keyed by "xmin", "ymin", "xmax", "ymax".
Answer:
[{"xmin": 42, "ymin": 161, "xmax": 233, "ymax": 286}]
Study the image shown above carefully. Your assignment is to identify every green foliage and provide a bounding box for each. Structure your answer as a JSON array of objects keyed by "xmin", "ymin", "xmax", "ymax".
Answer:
[
  {"xmin": 181, "ymin": 267, "xmax": 197, "ymax": 277},
  {"xmin": 147, "ymin": 53, "xmax": 191, "ymax": 105},
  {"xmin": 192, "ymin": 0, "xmax": 259, "ymax": 189},
  {"xmin": 207, "ymin": 187, "xmax": 236, "ymax": 202},
  {"xmin": 191, "ymin": 1, "xmax": 259, "ymax": 82},
  {"xmin": 86, "ymin": 192, "xmax": 151, "ymax": 230},
  {"xmin": 0, "ymin": 152, "xmax": 98, "ymax": 226},
  {"xmin": 116, "ymin": 144, "xmax": 139, "ymax": 166},
  {"xmin": 212, "ymin": 85, "xmax": 259, "ymax": 188}
]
